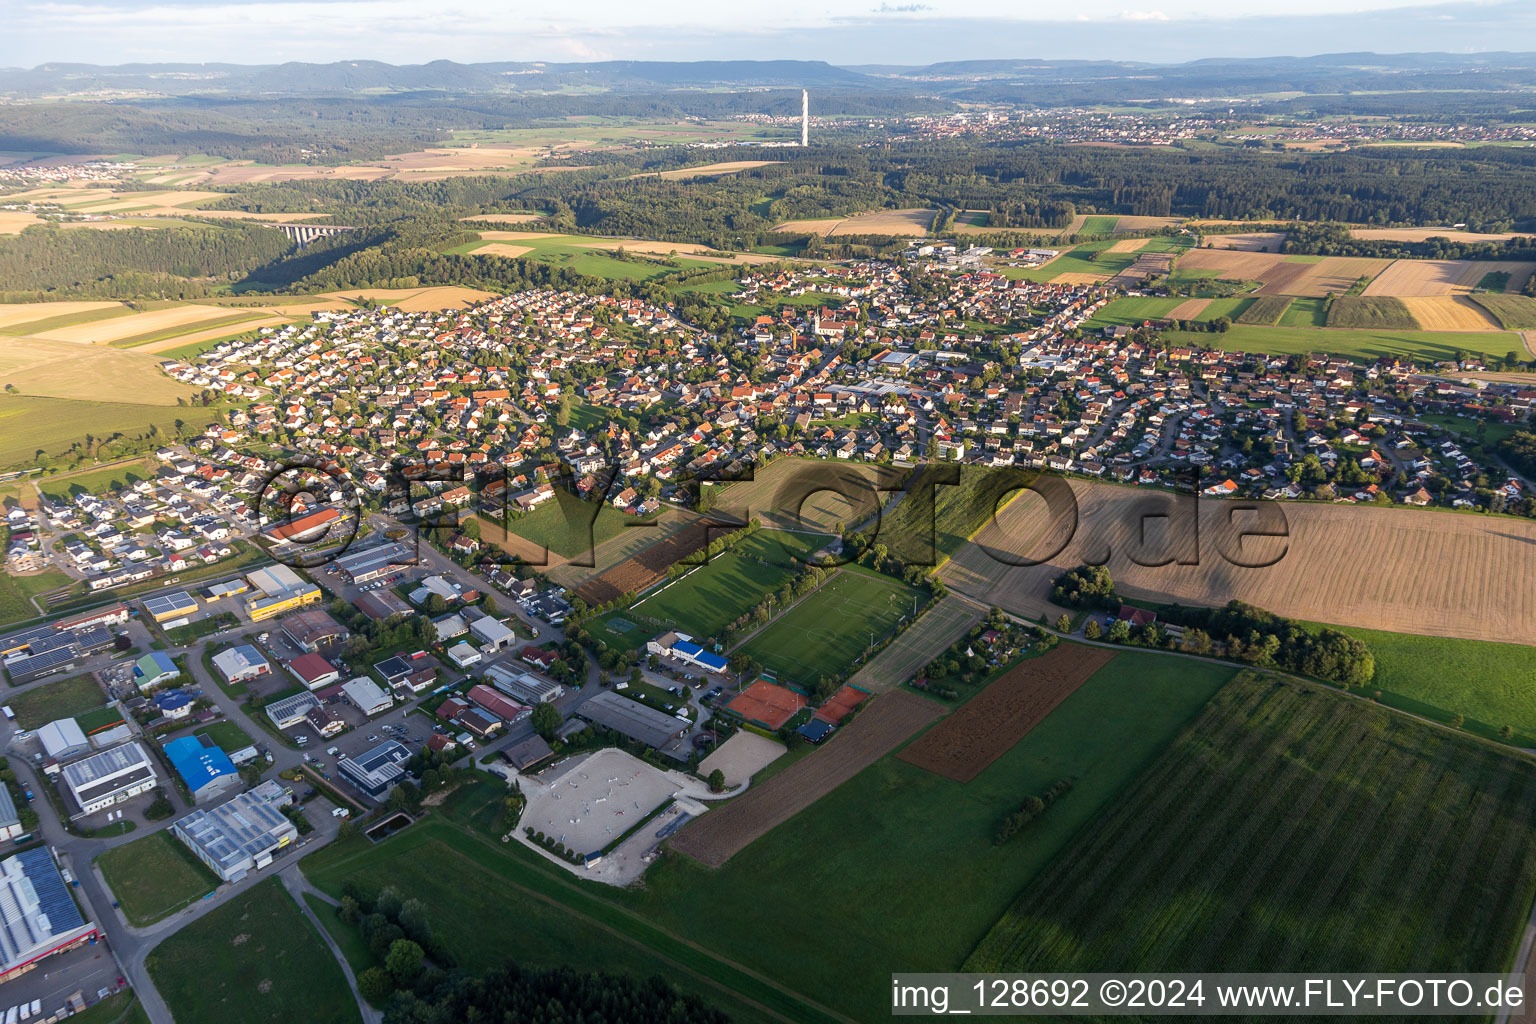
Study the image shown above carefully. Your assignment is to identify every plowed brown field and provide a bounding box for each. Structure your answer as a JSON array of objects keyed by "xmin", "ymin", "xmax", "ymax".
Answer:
[
  {"xmin": 938, "ymin": 479, "xmax": 1536, "ymax": 645},
  {"xmin": 669, "ymin": 691, "xmax": 945, "ymax": 867},
  {"xmin": 898, "ymin": 645, "xmax": 1117, "ymax": 782}
]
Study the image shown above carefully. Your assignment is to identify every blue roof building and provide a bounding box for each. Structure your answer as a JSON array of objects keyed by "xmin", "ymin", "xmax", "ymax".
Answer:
[
  {"xmin": 797, "ymin": 718, "xmax": 836, "ymax": 744},
  {"xmin": 154, "ymin": 690, "xmax": 195, "ymax": 719},
  {"xmin": 163, "ymin": 736, "xmax": 240, "ymax": 803},
  {"xmin": 670, "ymin": 640, "xmax": 729, "ymax": 676}
]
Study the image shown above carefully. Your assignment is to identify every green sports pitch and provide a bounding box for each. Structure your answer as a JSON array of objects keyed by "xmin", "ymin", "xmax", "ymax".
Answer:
[{"xmin": 739, "ymin": 569, "xmax": 923, "ymax": 686}]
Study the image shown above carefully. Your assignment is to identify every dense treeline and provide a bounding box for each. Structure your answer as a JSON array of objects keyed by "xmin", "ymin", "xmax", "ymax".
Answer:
[
  {"xmin": 0, "ymin": 91, "xmax": 936, "ymax": 164},
  {"xmin": 1282, "ymin": 221, "xmax": 1536, "ymax": 259},
  {"xmin": 511, "ymin": 142, "xmax": 1536, "ymax": 247},
  {"xmin": 1498, "ymin": 431, "xmax": 1536, "ymax": 478},
  {"xmin": 1159, "ymin": 600, "xmax": 1375, "ymax": 687},
  {"xmin": 381, "ymin": 962, "xmax": 730, "ymax": 1024},
  {"xmin": 0, "ymin": 222, "xmax": 293, "ymax": 300}
]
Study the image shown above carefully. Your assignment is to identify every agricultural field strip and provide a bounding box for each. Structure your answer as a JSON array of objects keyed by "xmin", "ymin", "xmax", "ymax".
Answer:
[
  {"xmin": 670, "ymin": 691, "xmax": 945, "ymax": 868},
  {"xmin": 966, "ymin": 678, "xmax": 1536, "ymax": 975},
  {"xmin": 939, "ymin": 479, "xmax": 1536, "ymax": 645},
  {"xmin": 898, "ymin": 645, "xmax": 1118, "ymax": 782},
  {"xmin": 848, "ymin": 594, "xmax": 984, "ymax": 692}
]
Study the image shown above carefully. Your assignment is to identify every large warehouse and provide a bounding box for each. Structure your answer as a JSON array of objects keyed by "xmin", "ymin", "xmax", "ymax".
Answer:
[
  {"xmin": 331, "ymin": 541, "xmax": 413, "ymax": 585},
  {"xmin": 163, "ymin": 737, "xmax": 241, "ymax": 804},
  {"xmin": 59, "ymin": 741, "xmax": 158, "ymax": 815},
  {"xmin": 173, "ymin": 781, "xmax": 296, "ymax": 883},
  {"xmin": 142, "ymin": 590, "xmax": 198, "ymax": 624},
  {"xmin": 0, "ymin": 848, "xmax": 98, "ymax": 984},
  {"xmin": 577, "ymin": 691, "xmax": 689, "ymax": 751},
  {"xmin": 243, "ymin": 565, "xmax": 323, "ymax": 622}
]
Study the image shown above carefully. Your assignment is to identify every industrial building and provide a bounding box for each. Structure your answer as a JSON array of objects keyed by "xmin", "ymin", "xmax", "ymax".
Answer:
[
  {"xmin": 289, "ymin": 652, "xmax": 341, "ymax": 690},
  {"xmin": 211, "ymin": 644, "xmax": 270, "ymax": 684},
  {"xmin": 59, "ymin": 741, "xmax": 158, "ymax": 815},
  {"xmin": 341, "ymin": 677, "xmax": 393, "ymax": 716},
  {"xmin": 142, "ymin": 590, "xmax": 198, "ymax": 624},
  {"xmin": 0, "ymin": 788, "xmax": 22, "ymax": 843},
  {"xmin": 243, "ymin": 564, "xmax": 322, "ymax": 622},
  {"xmin": 133, "ymin": 650, "xmax": 180, "ymax": 692},
  {"xmin": 466, "ymin": 684, "xmax": 530, "ymax": 724},
  {"xmin": 163, "ymin": 736, "xmax": 241, "ymax": 803},
  {"xmin": 467, "ymin": 614, "xmax": 517, "ymax": 651},
  {"xmin": 485, "ymin": 662, "xmax": 564, "ymax": 704},
  {"xmin": 37, "ymin": 719, "xmax": 90, "ymax": 762},
  {"xmin": 0, "ymin": 848, "xmax": 98, "ymax": 984},
  {"xmin": 0, "ymin": 624, "xmax": 114, "ymax": 685},
  {"xmin": 577, "ymin": 691, "xmax": 689, "ymax": 750},
  {"xmin": 172, "ymin": 780, "xmax": 296, "ymax": 883},
  {"xmin": 266, "ymin": 691, "xmax": 321, "ymax": 729},
  {"xmin": 331, "ymin": 541, "xmax": 413, "ymax": 584},
  {"xmin": 279, "ymin": 609, "xmax": 348, "ymax": 652},
  {"xmin": 338, "ymin": 740, "xmax": 410, "ymax": 799}
]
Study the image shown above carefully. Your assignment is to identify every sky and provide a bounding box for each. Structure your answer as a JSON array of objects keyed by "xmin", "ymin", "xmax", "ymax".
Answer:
[{"xmin": 4, "ymin": 0, "xmax": 1535, "ymax": 67}]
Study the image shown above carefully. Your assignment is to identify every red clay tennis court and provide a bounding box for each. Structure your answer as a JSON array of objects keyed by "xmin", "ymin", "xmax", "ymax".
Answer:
[
  {"xmin": 723, "ymin": 678, "xmax": 805, "ymax": 730},
  {"xmin": 814, "ymin": 684, "xmax": 869, "ymax": 724}
]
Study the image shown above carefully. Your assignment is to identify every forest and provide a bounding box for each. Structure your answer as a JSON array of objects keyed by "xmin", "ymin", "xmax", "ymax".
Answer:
[{"xmin": 0, "ymin": 222, "xmax": 294, "ymax": 301}]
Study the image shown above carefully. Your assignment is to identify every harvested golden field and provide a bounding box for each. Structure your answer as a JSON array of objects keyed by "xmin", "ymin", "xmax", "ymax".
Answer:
[
  {"xmin": 1361, "ymin": 259, "xmax": 1536, "ymax": 297},
  {"xmin": 829, "ymin": 209, "xmax": 936, "ymax": 237},
  {"xmin": 475, "ymin": 242, "xmax": 533, "ymax": 258},
  {"xmin": 0, "ymin": 211, "xmax": 42, "ymax": 234},
  {"xmin": 0, "ymin": 301, "xmax": 123, "ymax": 330},
  {"xmin": 1350, "ymin": 226, "xmax": 1536, "ymax": 244},
  {"xmin": 0, "ymin": 336, "xmax": 194, "ymax": 404},
  {"xmin": 131, "ymin": 315, "xmax": 291, "ymax": 353},
  {"xmin": 1052, "ymin": 272, "xmax": 1112, "ymax": 285},
  {"xmin": 938, "ymin": 479, "xmax": 1536, "ymax": 645},
  {"xmin": 1400, "ymin": 296, "xmax": 1503, "ymax": 331},
  {"xmin": 461, "ymin": 212, "xmax": 543, "ymax": 224},
  {"xmin": 1204, "ymin": 232, "xmax": 1287, "ymax": 252},
  {"xmin": 773, "ymin": 208, "xmax": 936, "ymax": 238},
  {"xmin": 1255, "ymin": 256, "xmax": 1390, "ymax": 297},
  {"xmin": 1177, "ymin": 250, "xmax": 1387, "ymax": 296},
  {"xmin": 647, "ymin": 160, "xmax": 779, "ymax": 179},
  {"xmin": 1460, "ymin": 261, "xmax": 1536, "ymax": 293},
  {"xmin": 1362, "ymin": 259, "xmax": 1470, "ymax": 296},
  {"xmin": 1105, "ymin": 238, "xmax": 1145, "ymax": 253},
  {"xmin": 31, "ymin": 304, "xmax": 248, "ymax": 344},
  {"xmin": 1167, "ymin": 299, "xmax": 1212, "ymax": 319},
  {"xmin": 1177, "ymin": 249, "xmax": 1287, "ymax": 280},
  {"xmin": 1110, "ymin": 215, "xmax": 1182, "ymax": 234},
  {"xmin": 771, "ymin": 217, "xmax": 844, "ymax": 237}
]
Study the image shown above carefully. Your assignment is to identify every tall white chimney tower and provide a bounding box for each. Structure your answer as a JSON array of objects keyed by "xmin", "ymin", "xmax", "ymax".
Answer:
[{"xmin": 801, "ymin": 89, "xmax": 809, "ymax": 147}]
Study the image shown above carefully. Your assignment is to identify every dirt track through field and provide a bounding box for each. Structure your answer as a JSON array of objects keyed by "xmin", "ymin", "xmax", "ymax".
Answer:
[
  {"xmin": 898, "ymin": 645, "xmax": 1117, "ymax": 782},
  {"xmin": 938, "ymin": 479, "xmax": 1536, "ymax": 645},
  {"xmin": 670, "ymin": 690, "xmax": 945, "ymax": 867}
]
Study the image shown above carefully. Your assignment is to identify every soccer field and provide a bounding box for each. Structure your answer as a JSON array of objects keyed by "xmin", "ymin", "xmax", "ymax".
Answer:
[{"xmin": 740, "ymin": 569, "xmax": 923, "ymax": 687}]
